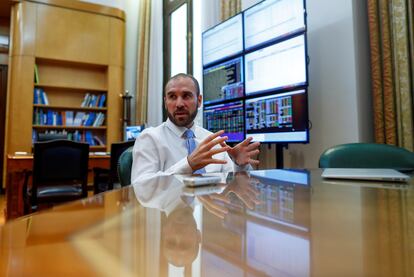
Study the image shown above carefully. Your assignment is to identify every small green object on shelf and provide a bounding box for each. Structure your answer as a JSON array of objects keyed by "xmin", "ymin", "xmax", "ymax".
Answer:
[{"xmin": 34, "ymin": 64, "xmax": 40, "ymax": 84}]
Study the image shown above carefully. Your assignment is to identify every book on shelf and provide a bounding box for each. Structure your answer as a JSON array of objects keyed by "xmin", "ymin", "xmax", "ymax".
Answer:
[
  {"xmin": 34, "ymin": 88, "xmax": 49, "ymax": 105},
  {"xmin": 93, "ymin": 112, "xmax": 105, "ymax": 126},
  {"xmin": 65, "ymin": 111, "xmax": 74, "ymax": 126},
  {"xmin": 98, "ymin": 94, "xmax": 106, "ymax": 107},
  {"xmin": 81, "ymin": 93, "xmax": 91, "ymax": 107},
  {"xmin": 73, "ymin": 112, "xmax": 85, "ymax": 126},
  {"xmin": 93, "ymin": 135, "xmax": 105, "ymax": 146},
  {"xmin": 34, "ymin": 64, "xmax": 40, "ymax": 85}
]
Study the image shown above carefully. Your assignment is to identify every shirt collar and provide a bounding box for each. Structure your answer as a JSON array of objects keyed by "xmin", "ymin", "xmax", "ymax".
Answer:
[{"xmin": 165, "ymin": 118, "xmax": 197, "ymax": 138}]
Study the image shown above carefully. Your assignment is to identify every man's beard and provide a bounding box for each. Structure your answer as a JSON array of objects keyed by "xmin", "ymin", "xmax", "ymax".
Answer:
[{"xmin": 167, "ymin": 106, "xmax": 198, "ymax": 127}]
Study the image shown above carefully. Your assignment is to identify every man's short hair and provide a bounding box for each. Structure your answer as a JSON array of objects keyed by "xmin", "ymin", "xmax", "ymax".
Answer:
[{"xmin": 165, "ymin": 73, "xmax": 200, "ymax": 96}]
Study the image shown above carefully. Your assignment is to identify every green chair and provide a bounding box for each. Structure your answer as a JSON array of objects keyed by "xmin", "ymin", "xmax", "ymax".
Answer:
[
  {"xmin": 319, "ymin": 143, "xmax": 414, "ymax": 169},
  {"xmin": 117, "ymin": 146, "xmax": 134, "ymax": 187}
]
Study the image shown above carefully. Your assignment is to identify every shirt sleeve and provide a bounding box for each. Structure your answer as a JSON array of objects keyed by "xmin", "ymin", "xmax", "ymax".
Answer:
[{"xmin": 131, "ymin": 131, "xmax": 193, "ymax": 184}]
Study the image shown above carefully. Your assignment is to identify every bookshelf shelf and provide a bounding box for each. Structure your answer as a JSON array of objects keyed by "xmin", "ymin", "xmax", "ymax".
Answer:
[
  {"xmin": 33, "ymin": 125, "xmax": 107, "ymax": 130},
  {"xmin": 33, "ymin": 104, "xmax": 107, "ymax": 112},
  {"xmin": 35, "ymin": 84, "xmax": 108, "ymax": 92}
]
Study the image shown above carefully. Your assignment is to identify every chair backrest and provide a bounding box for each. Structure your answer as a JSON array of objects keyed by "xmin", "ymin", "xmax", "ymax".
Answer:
[
  {"xmin": 109, "ymin": 140, "xmax": 135, "ymax": 184},
  {"xmin": 319, "ymin": 143, "xmax": 414, "ymax": 169},
  {"xmin": 117, "ymin": 146, "xmax": 133, "ymax": 187},
  {"xmin": 32, "ymin": 139, "xmax": 89, "ymax": 200}
]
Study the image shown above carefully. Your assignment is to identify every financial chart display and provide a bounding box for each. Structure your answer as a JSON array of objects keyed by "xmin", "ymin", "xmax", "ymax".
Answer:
[
  {"xmin": 203, "ymin": 101, "xmax": 244, "ymax": 142},
  {"xmin": 202, "ymin": 14, "xmax": 243, "ymax": 66},
  {"xmin": 244, "ymin": 0, "xmax": 306, "ymax": 50},
  {"xmin": 202, "ymin": 0, "xmax": 309, "ymax": 144},
  {"xmin": 203, "ymin": 56, "xmax": 244, "ymax": 104},
  {"xmin": 245, "ymin": 89, "xmax": 308, "ymax": 142},
  {"xmin": 245, "ymin": 34, "xmax": 307, "ymax": 96}
]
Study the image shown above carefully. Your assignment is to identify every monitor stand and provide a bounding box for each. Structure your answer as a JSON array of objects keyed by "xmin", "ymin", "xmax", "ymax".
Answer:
[{"xmin": 276, "ymin": 144, "xmax": 288, "ymax": 169}]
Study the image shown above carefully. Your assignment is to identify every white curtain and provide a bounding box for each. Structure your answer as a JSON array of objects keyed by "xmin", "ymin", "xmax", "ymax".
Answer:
[{"xmin": 147, "ymin": 0, "xmax": 164, "ymax": 127}]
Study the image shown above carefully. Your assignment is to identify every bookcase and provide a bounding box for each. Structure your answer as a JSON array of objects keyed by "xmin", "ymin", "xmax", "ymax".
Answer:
[
  {"xmin": 33, "ymin": 59, "xmax": 109, "ymax": 150},
  {"xmin": 4, "ymin": 0, "xmax": 125, "ymax": 177}
]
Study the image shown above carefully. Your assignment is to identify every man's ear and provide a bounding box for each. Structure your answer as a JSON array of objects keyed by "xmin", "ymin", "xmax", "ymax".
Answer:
[
  {"xmin": 164, "ymin": 96, "xmax": 167, "ymax": 109},
  {"xmin": 197, "ymin": 94, "xmax": 202, "ymax": 107}
]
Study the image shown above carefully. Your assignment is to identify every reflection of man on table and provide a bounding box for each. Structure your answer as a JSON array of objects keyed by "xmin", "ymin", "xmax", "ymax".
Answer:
[
  {"xmin": 133, "ymin": 175, "xmax": 201, "ymax": 268},
  {"xmin": 131, "ymin": 73, "xmax": 260, "ymax": 182},
  {"xmin": 133, "ymin": 173, "xmax": 260, "ymax": 268}
]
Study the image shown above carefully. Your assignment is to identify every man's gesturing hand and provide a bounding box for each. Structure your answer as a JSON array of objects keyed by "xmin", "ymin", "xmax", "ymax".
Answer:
[
  {"xmin": 224, "ymin": 137, "xmax": 260, "ymax": 167},
  {"xmin": 187, "ymin": 130, "xmax": 231, "ymax": 171}
]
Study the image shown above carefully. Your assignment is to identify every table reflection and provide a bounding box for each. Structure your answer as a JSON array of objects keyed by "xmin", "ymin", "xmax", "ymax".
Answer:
[
  {"xmin": 132, "ymin": 170, "xmax": 312, "ymax": 276},
  {"xmin": 1, "ymin": 169, "xmax": 413, "ymax": 276}
]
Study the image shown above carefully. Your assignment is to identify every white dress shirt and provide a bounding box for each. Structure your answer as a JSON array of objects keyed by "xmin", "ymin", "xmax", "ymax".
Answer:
[{"xmin": 131, "ymin": 118, "xmax": 249, "ymax": 183}]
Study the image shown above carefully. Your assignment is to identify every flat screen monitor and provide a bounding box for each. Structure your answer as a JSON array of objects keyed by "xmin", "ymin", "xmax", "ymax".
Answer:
[
  {"xmin": 203, "ymin": 100, "xmax": 244, "ymax": 142},
  {"xmin": 245, "ymin": 89, "xmax": 308, "ymax": 143},
  {"xmin": 203, "ymin": 56, "xmax": 244, "ymax": 104},
  {"xmin": 125, "ymin": 125, "xmax": 144, "ymax": 141},
  {"xmin": 202, "ymin": 14, "xmax": 243, "ymax": 66},
  {"xmin": 245, "ymin": 34, "xmax": 307, "ymax": 96},
  {"xmin": 244, "ymin": 0, "xmax": 306, "ymax": 51}
]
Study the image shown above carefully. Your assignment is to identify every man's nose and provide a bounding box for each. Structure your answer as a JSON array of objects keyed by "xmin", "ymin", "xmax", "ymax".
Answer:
[{"xmin": 176, "ymin": 97, "xmax": 184, "ymax": 107}]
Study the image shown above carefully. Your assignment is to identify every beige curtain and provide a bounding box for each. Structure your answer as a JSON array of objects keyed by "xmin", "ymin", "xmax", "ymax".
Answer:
[
  {"xmin": 221, "ymin": 0, "xmax": 241, "ymax": 21},
  {"xmin": 367, "ymin": 0, "xmax": 414, "ymax": 151},
  {"xmin": 135, "ymin": 0, "xmax": 152, "ymax": 125}
]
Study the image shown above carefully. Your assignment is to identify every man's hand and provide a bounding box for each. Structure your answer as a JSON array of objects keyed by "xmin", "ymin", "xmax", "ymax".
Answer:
[
  {"xmin": 187, "ymin": 130, "xmax": 231, "ymax": 171},
  {"xmin": 223, "ymin": 137, "xmax": 260, "ymax": 167}
]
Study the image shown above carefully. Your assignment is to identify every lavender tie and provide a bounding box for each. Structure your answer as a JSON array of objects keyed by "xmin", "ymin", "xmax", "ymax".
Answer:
[{"xmin": 184, "ymin": 129, "xmax": 205, "ymax": 174}]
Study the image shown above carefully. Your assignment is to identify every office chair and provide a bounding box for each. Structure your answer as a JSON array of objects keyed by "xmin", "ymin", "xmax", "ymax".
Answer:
[
  {"xmin": 319, "ymin": 143, "xmax": 414, "ymax": 169},
  {"xmin": 117, "ymin": 146, "xmax": 134, "ymax": 187},
  {"xmin": 23, "ymin": 139, "xmax": 89, "ymax": 214},
  {"xmin": 93, "ymin": 140, "xmax": 135, "ymax": 194}
]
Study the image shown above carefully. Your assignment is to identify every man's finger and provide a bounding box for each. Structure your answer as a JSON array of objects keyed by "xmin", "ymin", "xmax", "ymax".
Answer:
[
  {"xmin": 238, "ymin": 136, "xmax": 253, "ymax": 147},
  {"xmin": 205, "ymin": 158, "xmax": 228, "ymax": 165},
  {"xmin": 247, "ymin": 149, "xmax": 260, "ymax": 156},
  {"xmin": 249, "ymin": 159, "xmax": 260, "ymax": 165},
  {"xmin": 204, "ymin": 136, "xmax": 228, "ymax": 150},
  {"xmin": 246, "ymin": 141, "xmax": 260, "ymax": 151},
  {"xmin": 203, "ymin": 130, "xmax": 225, "ymax": 144},
  {"xmin": 208, "ymin": 146, "xmax": 231, "ymax": 156}
]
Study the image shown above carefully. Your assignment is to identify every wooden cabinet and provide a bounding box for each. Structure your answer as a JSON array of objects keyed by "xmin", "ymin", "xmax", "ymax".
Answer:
[{"xmin": 3, "ymin": 0, "xmax": 125, "ymax": 184}]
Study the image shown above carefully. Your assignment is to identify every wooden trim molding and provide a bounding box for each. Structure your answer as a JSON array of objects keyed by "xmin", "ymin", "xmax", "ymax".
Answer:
[{"xmin": 13, "ymin": 0, "xmax": 125, "ymax": 20}]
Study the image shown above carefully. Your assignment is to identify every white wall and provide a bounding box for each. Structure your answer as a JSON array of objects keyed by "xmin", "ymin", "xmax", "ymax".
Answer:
[{"xmin": 240, "ymin": 0, "xmax": 373, "ymax": 168}]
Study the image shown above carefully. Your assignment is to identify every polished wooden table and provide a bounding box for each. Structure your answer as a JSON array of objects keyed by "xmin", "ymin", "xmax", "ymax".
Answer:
[
  {"xmin": 0, "ymin": 169, "xmax": 413, "ymax": 276},
  {"xmin": 5, "ymin": 154, "xmax": 110, "ymax": 219}
]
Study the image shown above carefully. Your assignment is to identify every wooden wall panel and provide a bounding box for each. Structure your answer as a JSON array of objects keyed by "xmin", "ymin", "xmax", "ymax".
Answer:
[
  {"xmin": 35, "ymin": 4, "xmax": 110, "ymax": 65},
  {"xmin": 37, "ymin": 60, "xmax": 107, "ymax": 90},
  {"xmin": 9, "ymin": 2, "xmax": 36, "ymax": 56},
  {"xmin": 6, "ymin": 56, "xmax": 35, "ymax": 154},
  {"xmin": 106, "ymin": 65, "xmax": 123, "ymax": 147},
  {"xmin": 109, "ymin": 17, "xmax": 124, "ymax": 67}
]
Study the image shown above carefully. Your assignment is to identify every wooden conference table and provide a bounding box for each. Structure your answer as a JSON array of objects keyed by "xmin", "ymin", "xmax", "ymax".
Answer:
[{"xmin": 0, "ymin": 169, "xmax": 413, "ymax": 276}]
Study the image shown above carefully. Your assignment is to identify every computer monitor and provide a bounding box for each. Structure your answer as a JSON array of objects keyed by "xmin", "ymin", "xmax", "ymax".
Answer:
[
  {"xmin": 245, "ymin": 89, "xmax": 308, "ymax": 143},
  {"xmin": 245, "ymin": 34, "xmax": 307, "ymax": 96},
  {"xmin": 203, "ymin": 56, "xmax": 244, "ymax": 104},
  {"xmin": 125, "ymin": 125, "xmax": 144, "ymax": 141},
  {"xmin": 203, "ymin": 100, "xmax": 244, "ymax": 142},
  {"xmin": 244, "ymin": 0, "xmax": 306, "ymax": 51},
  {"xmin": 202, "ymin": 13, "xmax": 243, "ymax": 66}
]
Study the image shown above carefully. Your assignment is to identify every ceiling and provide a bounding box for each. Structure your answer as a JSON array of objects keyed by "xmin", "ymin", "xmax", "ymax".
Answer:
[{"xmin": 0, "ymin": 1, "xmax": 12, "ymax": 18}]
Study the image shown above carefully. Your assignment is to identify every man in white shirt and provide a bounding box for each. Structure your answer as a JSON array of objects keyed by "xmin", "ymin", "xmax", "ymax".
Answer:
[{"xmin": 131, "ymin": 73, "xmax": 260, "ymax": 182}]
